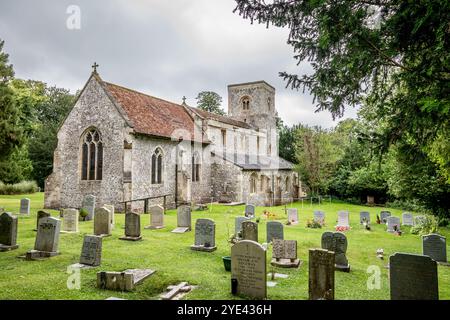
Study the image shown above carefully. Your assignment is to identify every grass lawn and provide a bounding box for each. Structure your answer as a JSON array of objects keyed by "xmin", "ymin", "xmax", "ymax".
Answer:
[{"xmin": 0, "ymin": 193, "xmax": 449, "ymax": 300}]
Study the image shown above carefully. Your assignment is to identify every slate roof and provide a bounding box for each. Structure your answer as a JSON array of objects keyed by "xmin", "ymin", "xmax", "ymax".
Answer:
[{"xmin": 212, "ymin": 152, "xmax": 294, "ymax": 171}]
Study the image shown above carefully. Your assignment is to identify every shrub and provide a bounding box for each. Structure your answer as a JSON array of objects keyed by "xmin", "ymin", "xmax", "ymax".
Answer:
[
  {"xmin": 79, "ymin": 208, "xmax": 89, "ymax": 221},
  {"xmin": 410, "ymin": 215, "xmax": 439, "ymax": 235},
  {"xmin": 306, "ymin": 218, "xmax": 324, "ymax": 229},
  {"xmin": 0, "ymin": 180, "xmax": 39, "ymax": 195}
]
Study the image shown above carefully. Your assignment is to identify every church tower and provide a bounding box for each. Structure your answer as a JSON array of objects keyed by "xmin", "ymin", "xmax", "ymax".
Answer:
[{"xmin": 227, "ymin": 81, "xmax": 278, "ymax": 157}]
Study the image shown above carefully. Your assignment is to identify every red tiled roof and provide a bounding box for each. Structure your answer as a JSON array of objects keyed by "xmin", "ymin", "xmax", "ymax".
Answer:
[
  {"xmin": 103, "ymin": 81, "xmax": 204, "ymax": 142},
  {"xmin": 188, "ymin": 106, "xmax": 253, "ymax": 129}
]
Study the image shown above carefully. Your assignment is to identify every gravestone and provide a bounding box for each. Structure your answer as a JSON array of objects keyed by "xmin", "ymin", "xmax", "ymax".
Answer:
[
  {"xmin": 266, "ymin": 221, "xmax": 284, "ymax": 243},
  {"xmin": 360, "ymin": 211, "xmax": 370, "ymax": 224},
  {"xmin": 235, "ymin": 217, "xmax": 250, "ymax": 237},
  {"xmin": 245, "ymin": 204, "xmax": 255, "ymax": 218},
  {"xmin": 190, "ymin": 219, "xmax": 216, "ymax": 252},
  {"xmin": 0, "ymin": 212, "xmax": 19, "ymax": 251},
  {"xmin": 336, "ymin": 211, "xmax": 349, "ymax": 227},
  {"xmin": 386, "ymin": 216, "xmax": 401, "ymax": 233},
  {"xmin": 144, "ymin": 205, "xmax": 165, "ymax": 229},
  {"xmin": 242, "ymin": 220, "xmax": 258, "ymax": 242},
  {"xmin": 94, "ymin": 207, "xmax": 112, "ymax": 237},
  {"xmin": 402, "ymin": 212, "xmax": 414, "ymax": 226},
  {"xmin": 104, "ymin": 204, "xmax": 115, "ymax": 228},
  {"xmin": 120, "ymin": 212, "xmax": 142, "ymax": 241},
  {"xmin": 171, "ymin": 205, "xmax": 191, "ymax": 233},
  {"xmin": 414, "ymin": 215, "xmax": 427, "ymax": 225},
  {"xmin": 287, "ymin": 208, "xmax": 298, "ymax": 225},
  {"xmin": 79, "ymin": 235, "xmax": 102, "ymax": 267},
  {"xmin": 20, "ymin": 198, "xmax": 30, "ymax": 215},
  {"xmin": 62, "ymin": 209, "xmax": 79, "ymax": 233},
  {"xmin": 97, "ymin": 269, "xmax": 156, "ymax": 291},
  {"xmin": 35, "ymin": 210, "xmax": 51, "ymax": 231},
  {"xmin": 271, "ymin": 239, "xmax": 301, "ymax": 268},
  {"xmin": 380, "ymin": 211, "xmax": 391, "ymax": 224},
  {"xmin": 423, "ymin": 234, "xmax": 447, "ymax": 263},
  {"xmin": 231, "ymin": 240, "xmax": 266, "ymax": 299},
  {"xmin": 321, "ymin": 231, "xmax": 350, "ymax": 272},
  {"xmin": 160, "ymin": 282, "xmax": 194, "ymax": 300},
  {"xmin": 26, "ymin": 216, "xmax": 61, "ymax": 259},
  {"xmin": 389, "ymin": 253, "xmax": 438, "ymax": 300},
  {"xmin": 313, "ymin": 210, "xmax": 325, "ymax": 222},
  {"xmin": 309, "ymin": 248, "xmax": 335, "ymax": 300},
  {"xmin": 81, "ymin": 195, "xmax": 96, "ymax": 221}
]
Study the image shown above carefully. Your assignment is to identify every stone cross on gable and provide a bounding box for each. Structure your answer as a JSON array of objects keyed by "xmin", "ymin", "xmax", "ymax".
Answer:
[
  {"xmin": 182, "ymin": 96, "xmax": 186, "ymax": 104},
  {"xmin": 92, "ymin": 62, "xmax": 99, "ymax": 73}
]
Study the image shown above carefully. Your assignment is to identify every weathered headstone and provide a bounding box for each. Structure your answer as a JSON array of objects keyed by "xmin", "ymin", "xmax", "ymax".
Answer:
[
  {"xmin": 414, "ymin": 215, "xmax": 427, "ymax": 225},
  {"xmin": 0, "ymin": 212, "xmax": 19, "ymax": 251},
  {"xmin": 20, "ymin": 198, "xmax": 30, "ymax": 215},
  {"xmin": 104, "ymin": 204, "xmax": 115, "ymax": 228},
  {"xmin": 144, "ymin": 205, "xmax": 165, "ymax": 230},
  {"xmin": 313, "ymin": 210, "xmax": 325, "ymax": 222},
  {"xmin": 287, "ymin": 208, "xmax": 298, "ymax": 225},
  {"xmin": 336, "ymin": 211, "xmax": 349, "ymax": 227},
  {"xmin": 190, "ymin": 219, "xmax": 216, "ymax": 252},
  {"xmin": 35, "ymin": 210, "xmax": 51, "ymax": 231},
  {"xmin": 171, "ymin": 205, "xmax": 191, "ymax": 233},
  {"xmin": 62, "ymin": 209, "xmax": 79, "ymax": 233},
  {"xmin": 402, "ymin": 212, "xmax": 414, "ymax": 226},
  {"xmin": 321, "ymin": 231, "xmax": 350, "ymax": 272},
  {"xmin": 119, "ymin": 212, "xmax": 142, "ymax": 241},
  {"xmin": 380, "ymin": 210, "xmax": 391, "ymax": 224},
  {"xmin": 231, "ymin": 240, "xmax": 266, "ymax": 299},
  {"xmin": 97, "ymin": 269, "xmax": 156, "ymax": 291},
  {"xmin": 245, "ymin": 204, "xmax": 255, "ymax": 218},
  {"xmin": 423, "ymin": 234, "xmax": 447, "ymax": 263},
  {"xmin": 235, "ymin": 216, "xmax": 250, "ymax": 237},
  {"xmin": 79, "ymin": 235, "xmax": 102, "ymax": 266},
  {"xmin": 26, "ymin": 216, "xmax": 61, "ymax": 259},
  {"xmin": 242, "ymin": 220, "xmax": 258, "ymax": 242},
  {"xmin": 389, "ymin": 253, "xmax": 438, "ymax": 300},
  {"xmin": 94, "ymin": 207, "xmax": 112, "ymax": 237},
  {"xmin": 266, "ymin": 221, "xmax": 284, "ymax": 243},
  {"xmin": 360, "ymin": 211, "xmax": 370, "ymax": 224},
  {"xmin": 386, "ymin": 216, "xmax": 400, "ymax": 233},
  {"xmin": 271, "ymin": 239, "xmax": 301, "ymax": 268},
  {"xmin": 81, "ymin": 195, "xmax": 96, "ymax": 221},
  {"xmin": 309, "ymin": 248, "xmax": 335, "ymax": 300}
]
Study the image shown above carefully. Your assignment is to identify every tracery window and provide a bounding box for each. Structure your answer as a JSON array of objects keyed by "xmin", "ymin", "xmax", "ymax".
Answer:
[
  {"xmin": 81, "ymin": 128, "xmax": 103, "ymax": 181},
  {"xmin": 151, "ymin": 147, "xmax": 163, "ymax": 184}
]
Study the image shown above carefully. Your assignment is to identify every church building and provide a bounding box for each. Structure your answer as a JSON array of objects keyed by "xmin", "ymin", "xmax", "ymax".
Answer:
[{"xmin": 44, "ymin": 68, "xmax": 299, "ymax": 211}]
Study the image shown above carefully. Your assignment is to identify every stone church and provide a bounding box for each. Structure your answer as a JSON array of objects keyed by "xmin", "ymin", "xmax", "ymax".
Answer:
[{"xmin": 44, "ymin": 68, "xmax": 299, "ymax": 211}]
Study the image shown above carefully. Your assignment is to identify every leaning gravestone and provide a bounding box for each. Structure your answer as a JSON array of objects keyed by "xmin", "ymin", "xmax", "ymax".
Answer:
[
  {"xmin": 266, "ymin": 221, "xmax": 284, "ymax": 243},
  {"xmin": 0, "ymin": 212, "xmax": 19, "ymax": 251},
  {"xmin": 231, "ymin": 240, "xmax": 266, "ymax": 299},
  {"xmin": 380, "ymin": 211, "xmax": 391, "ymax": 224},
  {"xmin": 79, "ymin": 235, "xmax": 102, "ymax": 267},
  {"xmin": 402, "ymin": 212, "xmax": 414, "ymax": 226},
  {"xmin": 145, "ymin": 205, "xmax": 165, "ymax": 229},
  {"xmin": 26, "ymin": 216, "xmax": 61, "ymax": 259},
  {"xmin": 313, "ymin": 210, "xmax": 325, "ymax": 222},
  {"xmin": 360, "ymin": 211, "xmax": 370, "ymax": 224},
  {"xmin": 81, "ymin": 195, "xmax": 96, "ymax": 221},
  {"xmin": 62, "ymin": 209, "xmax": 79, "ymax": 233},
  {"xmin": 309, "ymin": 248, "xmax": 335, "ymax": 300},
  {"xmin": 190, "ymin": 219, "xmax": 216, "ymax": 252},
  {"xmin": 35, "ymin": 210, "xmax": 51, "ymax": 231},
  {"xmin": 245, "ymin": 204, "xmax": 255, "ymax": 218},
  {"xmin": 423, "ymin": 234, "xmax": 447, "ymax": 263},
  {"xmin": 386, "ymin": 216, "xmax": 401, "ymax": 233},
  {"xmin": 103, "ymin": 204, "xmax": 115, "ymax": 228},
  {"xmin": 321, "ymin": 231, "xmax": 350, "ymax": 272},
  {"xmin": 120, "ymin": 212, "xmax": 142, "ymax": 241},
  {"xmin": 171, "ymin": 205, "xmax": 191, "ymax": 233},
  {"xmin": 287, "ymin": 208, "xmax": 298, "ymax": 225},
  {"xmin": 271, "ymin": 239, "xmax": 300, "ymax": 268},
  {"xmin": 235, "ymin": 217, "xmax": 250, "ymax": 237},
  {"xmin": 389, "ymin": 253, "xmax": 438, "ymax": 300},
  {"xmin": 336, "ymin": 211, "xmax": 349, "ymax": 227},
  {"xmin": 94, "ymin": 207, "xmax": 112, "ymax": 237},
  {"xmin": 20, "ymin": 198, "xmax": 30, "ymax": 215},
  {"xmin": 242, "ymin": 220, "xmax": 258, "ymax": 242}
]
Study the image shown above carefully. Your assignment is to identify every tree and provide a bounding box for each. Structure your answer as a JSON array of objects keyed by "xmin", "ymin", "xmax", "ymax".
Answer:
[{"xmin": 195, "ymin": 91, "xmax": 225, "ymax": 115}]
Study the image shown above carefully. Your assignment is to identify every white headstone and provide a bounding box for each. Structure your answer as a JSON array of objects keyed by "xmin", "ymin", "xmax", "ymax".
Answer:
[
  {"xmin": 62, "ymin": 209, "xmax": 79, "ymax": 233},
  {"xmin": 386, "ymin": 216, "xmax": 401, "ymax": 232},
  {"xmin": 402, "ymin": 212, "xmax": 414, "ymax": 226},
  {"xmin": 287, "ymin": 208, "xmax": 299, "ymax": 225},
  {"xmin": 336, "ymin": 211, "xmax": 349, "ymax": 227}
]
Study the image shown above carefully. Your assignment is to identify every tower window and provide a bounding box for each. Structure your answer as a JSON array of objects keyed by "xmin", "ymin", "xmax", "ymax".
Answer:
[
  {"xmin": 267, "ymin": 97, "xmax": 271, "ymax": 111},
  {"xmin": 241, "ymin": 96, "xmax": 250, "ymax": 110}
]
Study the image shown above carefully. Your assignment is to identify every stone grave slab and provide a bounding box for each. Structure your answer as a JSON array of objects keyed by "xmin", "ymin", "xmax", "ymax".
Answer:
[{"xmin": 97, "ymin": 269, "xmax": 156, "ymax": 291}]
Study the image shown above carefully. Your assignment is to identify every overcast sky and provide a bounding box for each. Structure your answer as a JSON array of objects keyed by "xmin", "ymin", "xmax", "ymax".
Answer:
[{"xmin": 0, "ymin": 0, "xmax": 357, "ymax": 128}]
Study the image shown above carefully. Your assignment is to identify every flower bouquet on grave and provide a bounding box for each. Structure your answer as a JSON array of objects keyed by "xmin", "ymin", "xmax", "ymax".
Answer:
[
  {"xmin": 393, "ymin": 225, "xmax": 402, "ymax": 236},
  {"xmin": 376, "ymin": 214, "xmax": 381, "ymax": 224},
  {"xmin": 306, "ymin": 218, "xmax": 324, "ymax": 229},
  {"xmin": 335, "ymin": 225, "xmax": 350, "ymax": 232}
]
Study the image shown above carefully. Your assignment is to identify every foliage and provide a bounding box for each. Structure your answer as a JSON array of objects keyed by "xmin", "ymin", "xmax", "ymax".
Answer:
[
  {"xmin": 79, "ymin": 208, "xmax": 89, "ymax": 219},
  {"xmin": 0, "ymin": 180, "xmax": 38, "ymax": 195},
  {"xmin": 306, "ymin": 218, "xmax": 324, "ymax": 229},
  {"xmin": 410, "ymin": 215, "xmax": 439, "ymax": 236},
  {"xmin": 195, "ymin": 91, "xmax": 225, "ymax": 116},
  {"xmin": 0, "ymin": 145, "xmax": 33, "ymax": 184}
]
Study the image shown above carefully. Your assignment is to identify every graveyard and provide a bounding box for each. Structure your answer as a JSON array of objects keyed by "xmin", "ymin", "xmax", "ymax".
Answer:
[{"xmin": 0, "ymin": 192, "xmax": 449, "ymax": 300}]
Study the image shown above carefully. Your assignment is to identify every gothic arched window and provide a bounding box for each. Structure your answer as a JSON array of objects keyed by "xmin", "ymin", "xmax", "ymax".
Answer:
[
  {"xmin": 151, "ymin": 147, "xmax": 163, "ymax": 184},
  {"xmin": 250, "ymin": 173, "xmax": 258, "ymax": 193},
  {"xmin": 192, "ymin": 152, "xmax": 201, "ymax": 182},
  {"xmin": 81, "ymin": 128, "xmax": 103, "ymax": 181},
  {"xmin": 241, "ymin": 96, "xmax": 250, "ymax": 111}
]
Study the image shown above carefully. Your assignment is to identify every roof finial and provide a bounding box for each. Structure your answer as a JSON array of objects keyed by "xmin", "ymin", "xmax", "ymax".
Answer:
[
  {"xmin": 92, "ymin": 62, "xmax": 99, "ymax": 73},
  {"xmin": 182, "ymin": 96, "xmax": 186, "ymax": 105}
]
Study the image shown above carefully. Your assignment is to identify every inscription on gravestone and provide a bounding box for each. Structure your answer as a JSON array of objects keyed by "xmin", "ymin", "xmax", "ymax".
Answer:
[
  {"xmin": 242, "ymin": 221, "xmax": 258, "ymax": 242},
  {"xmin": 119, "ymin": 212, "xmax": 142, "ymax": 241},
  {"xmin": 26, "ymin": 217, "xmax": 61, "ymax": 259},
  {"xmin": 380, "ymin": 211, "xmax": 391, "ymax": 224},
  {"xmin": 191, "ymin": 219, "xmax": 217, "ymax": 252},
  {"xmin": 309, "ymin": 248, "xmax": 335, "ymax": 300},
  {"xmin": 287, "ymin": 208, "xmax": 298, "ymax": 225},
  {"xmin": 271, "ymin": 239, "xmax": 300, "ymax": 268},
  {"xmin": 321, "ymin": 231, "xmax": 350, "ymax": 272},
  {"xmin": 423, "ymin": 234, "xmax": 447, "ymax": 263},
  {"xmin": 386, "ymin": 216, "xmax": 400, "ymax": 233},
  {"xmin": 360, "ymin": 211, "xmax": 370, "ymax": 224},
  {"xmin": 36, "ymin": 210, "xmax": 51, "ymax": 231},
  {"xmin": 266, "ymin": 221, "xmax": 284, "ymax": 243},
  {"xmin": 80, "ymin": 235, "xmax": 102, "ymax": 266}
]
